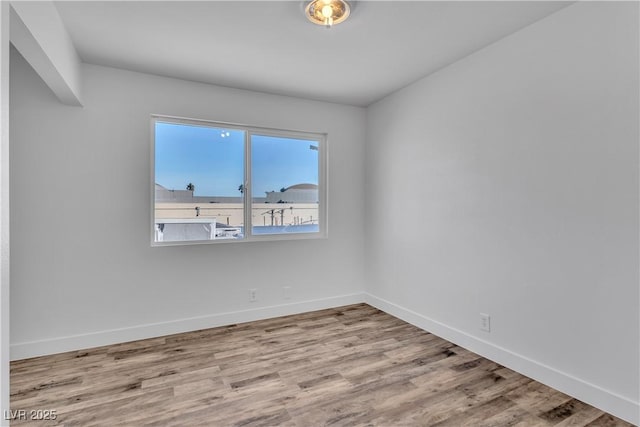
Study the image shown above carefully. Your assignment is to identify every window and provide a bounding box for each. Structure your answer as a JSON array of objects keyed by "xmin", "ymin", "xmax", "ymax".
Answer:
[{"xmin": 152, "ymin": 116, "xmax": 326, "ymax": 245}]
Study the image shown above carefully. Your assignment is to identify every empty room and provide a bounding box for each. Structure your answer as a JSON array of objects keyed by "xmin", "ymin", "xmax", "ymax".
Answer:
[{"xmin": 0, "ymin": 0, "xmax": 638, "ymax": 425}]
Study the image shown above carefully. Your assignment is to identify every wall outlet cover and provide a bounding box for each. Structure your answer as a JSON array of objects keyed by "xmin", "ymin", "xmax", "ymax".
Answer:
[{"xmin": 480, "ymin": 313, "xmax": 491, "ymax": 332}]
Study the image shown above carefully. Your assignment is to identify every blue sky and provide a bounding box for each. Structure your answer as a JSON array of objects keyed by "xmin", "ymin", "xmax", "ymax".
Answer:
[{"xmin": 155, "ymin": 122, "xmax": 318, "ymax": 197}]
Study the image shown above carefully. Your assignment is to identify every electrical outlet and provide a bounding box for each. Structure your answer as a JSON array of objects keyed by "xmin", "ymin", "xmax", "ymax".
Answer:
[
  {"xmin": 249, "ymin": 288, "xmax": 257, "ymax": 302},
  {"xmin": 283, "ymin": 286, "xmax": 292, "ymax": 300},
  {"xmin": 480, "ymin": 313, "xmax": 491, "ymax": 332}
]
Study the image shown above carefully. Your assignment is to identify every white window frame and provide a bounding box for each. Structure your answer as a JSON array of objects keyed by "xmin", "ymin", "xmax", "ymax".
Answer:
[{"xmin": 151, "ymin": 115, "xmax": 328, "ymax": 246}]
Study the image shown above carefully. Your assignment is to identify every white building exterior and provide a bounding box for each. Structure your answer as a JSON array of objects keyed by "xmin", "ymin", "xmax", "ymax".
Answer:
[{"xmin": 265, "ymin": 183, "xmax": 318, "ymax": 204}]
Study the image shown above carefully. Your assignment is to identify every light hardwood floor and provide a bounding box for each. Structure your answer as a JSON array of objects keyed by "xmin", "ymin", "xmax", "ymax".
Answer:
[{"xmin": 10, "ymin": 304, "xmax": 635, "ymax": 426}]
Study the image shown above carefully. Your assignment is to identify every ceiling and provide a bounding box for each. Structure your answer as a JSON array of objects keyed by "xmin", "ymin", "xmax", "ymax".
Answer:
[{"xmin": 54, "ymin": 1, "xmax": 571, "ymax": 107}]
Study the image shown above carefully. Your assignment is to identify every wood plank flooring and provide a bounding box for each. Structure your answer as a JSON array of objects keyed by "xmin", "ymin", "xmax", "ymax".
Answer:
[{"xmin": 10, "ymin": 304, "xmax": 635, "ymax": 426}]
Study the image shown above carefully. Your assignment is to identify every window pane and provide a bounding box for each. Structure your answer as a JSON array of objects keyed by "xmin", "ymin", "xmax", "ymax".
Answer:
[
  {"xmin": 251, "ymin": 134, "xmax": 319, "ymax": 235},
  {"xmin": 154, "ymin": 121, "xmax": 245, "ymax": 242}
]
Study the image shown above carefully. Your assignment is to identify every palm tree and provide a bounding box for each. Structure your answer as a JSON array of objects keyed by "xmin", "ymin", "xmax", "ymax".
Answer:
[{"xmin": 186, "ymin": 183, "xmax": 195, "ymax": 192}]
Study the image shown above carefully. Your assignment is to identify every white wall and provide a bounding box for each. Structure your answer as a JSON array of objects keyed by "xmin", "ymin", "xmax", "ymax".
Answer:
[
  {"xmin": 365, "ymin": 1, "xmax": 638, "ymax": 424},
  {"xmin": 0, "ymin": 3, "xmax": 10, "ymax": 425},
  {"xmin": 9, "ymin": 48, "xmax": 366, "ymax": 357}
]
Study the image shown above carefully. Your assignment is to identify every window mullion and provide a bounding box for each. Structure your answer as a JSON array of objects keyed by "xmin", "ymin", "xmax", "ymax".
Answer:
[{"xmin": 244, "ymin": 131, "xmax": 252, "ymax": 240}]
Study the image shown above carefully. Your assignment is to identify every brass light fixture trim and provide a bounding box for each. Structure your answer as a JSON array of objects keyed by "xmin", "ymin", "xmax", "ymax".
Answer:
[{"xmin": 305, "ymin": 0, "xmax": 351, "ymax": 28}]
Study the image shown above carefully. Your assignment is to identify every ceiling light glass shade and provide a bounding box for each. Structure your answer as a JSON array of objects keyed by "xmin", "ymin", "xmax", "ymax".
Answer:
[{"xmin": 305, "ymin": 0, "xmax": 350, "ymax": 28}]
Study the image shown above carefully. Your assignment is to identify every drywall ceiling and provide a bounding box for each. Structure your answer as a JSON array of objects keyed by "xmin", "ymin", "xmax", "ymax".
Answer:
[{"xmin": 54, "ymin": 1, "xmax": 571, "ymax": 106}]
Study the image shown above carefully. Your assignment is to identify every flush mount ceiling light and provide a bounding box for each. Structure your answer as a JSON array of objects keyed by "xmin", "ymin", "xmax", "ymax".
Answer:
[{"xmin": 305, "ymin": 0, "xmax": 350, "ymax": 28}]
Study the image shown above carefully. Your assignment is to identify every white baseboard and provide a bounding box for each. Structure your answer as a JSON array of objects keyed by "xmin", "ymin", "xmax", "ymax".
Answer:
[
  {"xmin": 10, "ymin": 293, "xmax": 365, "ymax": 361},
  {"xmin": 364, "ymin": 293, "xmax": 639, "ymax": 426}
]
